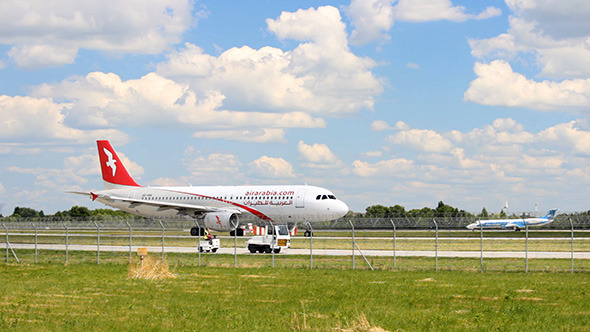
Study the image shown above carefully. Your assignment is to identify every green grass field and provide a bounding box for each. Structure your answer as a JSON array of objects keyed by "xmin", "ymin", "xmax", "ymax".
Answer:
[
  {"xmin": 5, "ymin": 229, "xmax": 590, "ymax": 253},
  {"xmin": 1, "ymin": 252, "xmax": 589, "ymax": 331}
]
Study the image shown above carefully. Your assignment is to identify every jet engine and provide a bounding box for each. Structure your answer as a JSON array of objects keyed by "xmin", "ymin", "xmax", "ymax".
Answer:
[{"xmin": 202, "ymin": 212, "xmax": 239, "ymax": 232}]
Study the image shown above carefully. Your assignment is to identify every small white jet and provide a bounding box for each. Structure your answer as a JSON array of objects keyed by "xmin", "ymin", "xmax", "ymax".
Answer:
[
  {"xmin": 73, "ymin": 140, "xmax": 349, "ymax": 235},
  {"xmin": 466, "ymin": 209, "xmax": 558, "ymax": 231}
]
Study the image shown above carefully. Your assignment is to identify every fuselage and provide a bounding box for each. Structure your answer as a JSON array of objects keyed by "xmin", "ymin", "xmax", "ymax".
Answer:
[
  {"xmin": 466, "ymin": 209, "xmax": 557, "ymax": 230},
  {"xmin": 96, "ymin": 184, "xmax": 349, "ymax": 223}
]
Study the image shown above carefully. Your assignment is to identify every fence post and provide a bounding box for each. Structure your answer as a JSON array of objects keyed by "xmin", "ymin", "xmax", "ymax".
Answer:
[
  {"xmin": 193, "ymin": 221, "xmax": 201, "ymax": 266},
  {"xmin": 348, "ymin": 220, "xmax": 374, "ymax": 271},
  {"xmin": 432, "ymin": 219, "xmax": 438, "ymax": 271},
  {"xmin": 2, "ymin": 223, "xmax": 19, "ymax": 264},
  {"xmin": 126, "ymin": 221, "xmax": 132, "ymax": 264},
  {"xmin": 479, "ymin": 219, "xmax": 483, "ymax": 273},
  {"xmin": 158, "ymin": 220, "xmax": 165, "ymax": 261},
  {"xmin": 63, "ymin": 223, "xmax": 69, "ymax": 264},
  {"xmin": 569, "ymin": 218, "xmax": 574, "ymax": 273},
  {"xmin": 4, "ymin": 223, "xmax": 8, "ymax": 263},
  {"xmin": 233, "ymin": 222, "xmax": 238, "ymax": 268},
  {"xmin": 307, "ymin": 222, "xmax": 313, "ymax": 269},
  {"xmin": 194, "ymin": 221, "xmax": 201, "ymax": 267},
  {"xmin": 93, "ymin": 221, "xmax": 100, "ymax": 264},
  {"xmin": 350, "ymin": 220, "xmax": 355, "ymax": 270},
  {"xmin": 390, "ymin": 219, "xmax": 396, "ymax": 269},
  {"xmin": 269, "ymin": 221, "xmax": 275, "ymax": 268},
  {"xmin": 524, "ymin": 219, "xmax": 529, "ymax": 273},
  {"xmin": 31, "ymin": 223, "xmax": 38, "ymax": 264}
]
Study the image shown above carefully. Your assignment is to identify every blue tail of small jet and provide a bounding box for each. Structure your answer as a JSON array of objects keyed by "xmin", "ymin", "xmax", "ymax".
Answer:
[{"xmin": 543, "ymin": 208, "xmax": 559, "ymax": 220}]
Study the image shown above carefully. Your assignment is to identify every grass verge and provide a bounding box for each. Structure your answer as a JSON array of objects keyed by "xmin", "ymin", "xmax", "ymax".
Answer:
[{"xmin": 0, "ymin": 255, "xmax": 589, "ymax": 331}]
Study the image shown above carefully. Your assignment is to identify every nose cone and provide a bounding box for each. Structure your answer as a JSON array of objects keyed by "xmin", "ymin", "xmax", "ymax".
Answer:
[{"xmin": 334, "ymin": 200, "xmax": 349, "ymax": 218}]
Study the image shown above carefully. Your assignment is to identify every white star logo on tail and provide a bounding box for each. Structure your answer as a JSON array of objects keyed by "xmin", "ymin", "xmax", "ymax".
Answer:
[{"xmin": 103, "ymin": 148, "xmax": 117, "ymax": 177}]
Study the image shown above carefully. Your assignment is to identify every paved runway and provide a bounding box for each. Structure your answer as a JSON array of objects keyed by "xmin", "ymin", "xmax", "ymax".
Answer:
[{"xmin": 4, "ymin": 243, "xmax": 589, "ymax": 259}]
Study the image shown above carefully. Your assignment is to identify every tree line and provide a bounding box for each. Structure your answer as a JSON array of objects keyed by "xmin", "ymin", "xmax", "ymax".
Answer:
[
  {"xmin": 362, "ymin": 201, "xmax": 590, "ymax": 219},
  {"xmin": 3, "ymin": 206, "xmax": 140, "ymax": 220},
  {"xmin": 3, "ymin": 202, "xmax": 590, "ymax": 220}
]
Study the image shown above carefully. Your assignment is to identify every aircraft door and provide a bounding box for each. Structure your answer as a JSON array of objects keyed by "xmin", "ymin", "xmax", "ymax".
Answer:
[{"xmin": 295, "ymin": 189, "xmax": 306, "ymax": 208}]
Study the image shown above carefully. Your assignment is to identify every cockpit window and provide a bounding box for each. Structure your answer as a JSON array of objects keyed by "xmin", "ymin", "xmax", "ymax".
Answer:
[
  {"xmin": 316, "ymin": 195, "xmax": 321, "ymax": 200},
  {"xmin": 322, "ymin": 195, "xmax": 328, "ymax": 200},
  {"xmin": 328, "ymin": 195, "xmax": 336, "ymax": 200}
]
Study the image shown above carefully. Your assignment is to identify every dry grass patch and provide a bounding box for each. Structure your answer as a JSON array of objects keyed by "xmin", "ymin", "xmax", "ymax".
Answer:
[
  {"xmin": 128, "ymin": 255, "xmax": 176, "ymax": 280},
  {"xmin": 340, "ymin": 313, "xmax": 389, "ymax": 332}
]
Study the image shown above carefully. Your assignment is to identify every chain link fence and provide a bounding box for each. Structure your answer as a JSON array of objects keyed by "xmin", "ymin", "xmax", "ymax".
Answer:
[{"xmin": 1, "ymin": 216, "xmax": 589, "ymax": 272}]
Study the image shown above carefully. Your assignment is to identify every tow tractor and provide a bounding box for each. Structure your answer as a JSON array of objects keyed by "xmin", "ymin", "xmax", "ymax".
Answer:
[
  {"xmin": 198, "ymin": 235, "xmax": 220, "ymax": 253},
  {"xmin": 247, "ymin": 225, "xmax": 291, "ymax": 254}
]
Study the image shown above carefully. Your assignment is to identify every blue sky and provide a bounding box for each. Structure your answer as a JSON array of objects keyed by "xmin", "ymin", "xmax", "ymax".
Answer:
[{"xmin": 1, "ymin": 0, "xmax": 590, "ymax": 215}]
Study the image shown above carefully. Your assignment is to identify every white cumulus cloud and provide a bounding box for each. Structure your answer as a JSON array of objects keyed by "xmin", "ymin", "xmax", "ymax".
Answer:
[
  {"xmin": 389, "ymin": 128, "xmax": 454, "ymax": 153},
  {"xmin": 393, "ymin": 0, "xmax": 500, "ymax": 22},
  {"xmin": 31, "ymin": 72, "xmax": 325, "ymax": 140},
  {"xmin": 345, "ymin": 0, "xmax": 395, "ymax": 45},
  {"xmin": 469, "ymin": 0, "xmax": 590, "ymax": 80},
  {"xmin": 370, "ymin": 120, "xmax": 394, "ymax": 131},
  {"xmin": 464, "ymin": 60, "xmax": 590, "ymax": 111},
  {"xmin": 249, "ymin": 156, "xmax": 295, "ymax": 178},
  {"xmin": 159, "ymin": 6, "xmax": 383, "ymax": 116},
  {"xmin": 0, "ymin": 95, "xmax": 128, "ymax": 145},
  {"xmin": 298, "ymin": 141, "xmax": 341, "ymax": 167},
  {"xmin": 0, "ymin": 0, "xmax": 196, "ymax": 68}
]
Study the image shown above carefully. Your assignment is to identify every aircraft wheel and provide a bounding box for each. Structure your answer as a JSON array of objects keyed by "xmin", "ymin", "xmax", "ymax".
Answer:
[
  {"xmin": 212, "ymin": 248, "xmax": 218, "ymax": 253},
  {"xmin": 199, "ymin": 247, "xmax": 204, "ymax": 252},
  {"xmin": 190, "ymin": 227, "xmax": 201, "ymax": 236}
]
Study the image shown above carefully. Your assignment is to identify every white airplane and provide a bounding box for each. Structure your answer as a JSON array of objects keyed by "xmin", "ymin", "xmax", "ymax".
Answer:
[
  {"xmin": 466, "ymin": 209, "xmax": 558, "ymax": 231},
  {"xmin": 73, "ymin": 140, "xmax": 349, "ymax": 235}
]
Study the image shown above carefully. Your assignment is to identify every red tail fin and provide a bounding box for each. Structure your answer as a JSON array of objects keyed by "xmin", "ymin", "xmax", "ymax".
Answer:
[{"xmin": 97, "ymin": 140, "xmax": 140, "ymax": 188}]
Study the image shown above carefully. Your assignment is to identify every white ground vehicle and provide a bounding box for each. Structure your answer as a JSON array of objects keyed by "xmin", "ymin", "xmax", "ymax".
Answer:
[
  {"xmin": 198, "ymin": 237, "xmax": 220, "ymax": 253},
  {"xmin": 247, "ymin": 225, "xmax": 291, "ymax": 254}
]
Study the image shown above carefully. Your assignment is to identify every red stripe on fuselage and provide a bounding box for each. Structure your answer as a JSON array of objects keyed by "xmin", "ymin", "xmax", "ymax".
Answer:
[{"xmin": 161, "ymin": 189, "xmax": 273, "ymax": 221}]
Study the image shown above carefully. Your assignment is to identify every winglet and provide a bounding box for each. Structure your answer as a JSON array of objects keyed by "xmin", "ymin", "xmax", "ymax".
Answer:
[
  {"xmin": 96, "ymin": 140, "xmax": 141, "ymax": 188},
  {"xmin": 91, "ymin": 192, "xmax": 98, "ymax": 201}
]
